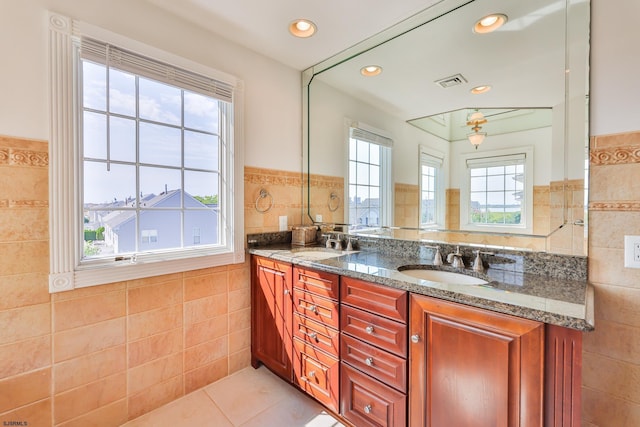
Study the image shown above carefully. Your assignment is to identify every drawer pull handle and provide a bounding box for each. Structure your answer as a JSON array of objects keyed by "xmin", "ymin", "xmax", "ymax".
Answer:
[
  {"xmin": 364, "ymin": 404, "xmax": 372, "ymax": 414},
  {"xmin": 308, "ymin": 332, "xmax": 318, "ymax": 340},
  {"xmin": 260, "ymin": 266, "xmax": 285, "ymax": 277},
  {"xmin": 305, "ymin": 304, "xmax": 318, "ymax": 314},
  {"xmin": 365, "ymin": 357, "xmax": 374, "ymax": 366},
  {"xmin": 308, "ymin": 370, "xmax": 316, "ymax": 378},
  {"xmin": 284, "ymin": 289, "xmax": 290, "ymax": 295},
  {"xmin": 411, "ymin": 334, "xmax": 420, "ymax": 343},
  {"xmin": 365, "ymin": 325, "xmax": 375, "ymax": 334}
]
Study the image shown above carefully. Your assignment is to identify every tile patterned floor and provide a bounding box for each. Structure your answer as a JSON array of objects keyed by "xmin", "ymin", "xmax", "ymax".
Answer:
[{"xmin": 123, "ymin": 366, "xmax": 345, "ymax": 427}]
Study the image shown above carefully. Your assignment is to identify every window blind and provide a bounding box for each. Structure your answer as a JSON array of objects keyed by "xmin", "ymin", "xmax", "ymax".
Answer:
[
  {"xmin": 420, "ymin": 151, "xmax": 444, "ymax": 168},
  {"xmin": 349, "ymin": 127, "xmax": 393, "ymax": 148},
  {"xmin": 80, "ymin": 37, "xmax": 233, "ymax": 103},
  {"xmin": 466, "ymin": 153, "xmax": 526, "ymax": 169}
]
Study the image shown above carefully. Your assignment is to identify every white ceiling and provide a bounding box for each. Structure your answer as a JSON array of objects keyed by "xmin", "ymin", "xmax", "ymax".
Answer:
[{"xmin": 144, "ymin": 0, "xmax": 441, "ymax": 70}]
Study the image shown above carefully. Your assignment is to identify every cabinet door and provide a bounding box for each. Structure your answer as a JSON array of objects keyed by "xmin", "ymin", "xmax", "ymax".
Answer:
[
  {"xmin": 409, "ymin": 294, "xmax": 544, "ymax": 427},
  {"xmin": 545, "ymin": 324, "xmax": 582, "ymax": 427},
  {"xmin": 251, "ymin": 256, "xmax": 293, "ymax": 382}
]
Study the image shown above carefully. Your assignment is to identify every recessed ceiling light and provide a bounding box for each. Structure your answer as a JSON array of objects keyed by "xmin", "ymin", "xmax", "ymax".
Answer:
[
  {"xmin": 471, "ymin": 85, "xmax": 492, "ymax": 94},
  {"xmin": 473, "ymin": 14, "xmax": 508, "ymax": 34},
  {"xmin": 289, "ymin": 19, "xmax": 316, "ymax": 38},
  {"xmin": 360, "ymin": 65, "xmax": 382, "ymax": 77}
]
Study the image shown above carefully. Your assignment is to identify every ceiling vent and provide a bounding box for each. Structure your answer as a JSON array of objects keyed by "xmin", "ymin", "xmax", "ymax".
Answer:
[{"xmin": 434, "ymin": 73, "xmax": 468, "ymax": 88}]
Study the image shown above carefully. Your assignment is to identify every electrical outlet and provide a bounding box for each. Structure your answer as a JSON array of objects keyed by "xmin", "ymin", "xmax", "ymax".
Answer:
[
  {"xmin": 278, "ymin": 215, "xmax": 287, "ymax": 231},
  {"xmin": 624, "ymin": 236, "xmax": 640, "ymax": 268}
]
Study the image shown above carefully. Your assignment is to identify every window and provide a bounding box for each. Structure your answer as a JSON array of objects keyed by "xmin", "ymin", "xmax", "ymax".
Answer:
[
  {"xmin": 347, "ymin": 125, "xmax": 392, "ymax": 228},
  {"xmin": 460, "ymin": 148, "xmax": 533, "ymax": 234},
  {"xmin": 419, "ymin": 149, "xmax": 444, "ymax": 228},
  {"xmin": 48, "ymin": 14, "xmax": 244, "ymax": 292},
  {"xmin": 141, "ymin": 230, "xmax": 158, "ymax": 244}
]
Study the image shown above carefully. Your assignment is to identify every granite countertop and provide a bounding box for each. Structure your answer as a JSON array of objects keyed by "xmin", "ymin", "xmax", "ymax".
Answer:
[{"xmin": 248, "ymin": 245, "xmax": 594, "ymax": 332}]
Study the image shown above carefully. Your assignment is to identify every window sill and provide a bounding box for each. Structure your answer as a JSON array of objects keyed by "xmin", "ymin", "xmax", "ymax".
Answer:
[{"xmin": 49, "ymin": 250, "xmax": 244, "ymax": 292}]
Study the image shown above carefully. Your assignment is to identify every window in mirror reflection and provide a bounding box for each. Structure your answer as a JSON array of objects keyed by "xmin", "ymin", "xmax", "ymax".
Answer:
[
  {"xmin": 419, "ymin": 149, "xmax": 444, "ymax": 228},
  {"xmin": 461, "ymin": 149, "xmax": 533, "ymax": 234},
  {"xmin": 348, "ymin": 126, "xmax": 392, "ymax": 228}
]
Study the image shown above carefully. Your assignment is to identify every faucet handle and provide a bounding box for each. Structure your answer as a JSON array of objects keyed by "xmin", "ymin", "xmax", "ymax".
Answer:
[
  {"xmin": 346, "ymin": 237, "xmax": 358, "ymax": 251},
  {"xmin": 421, "ymin": 245, "xmax": 443, "ymax": 266},
  {"xmin": 433, "ymin": 247, "xmax": 443, "ymax": 265},
  {"xmin": 472, "ymin": 250, "xmax": 495, "ymax": 273}
]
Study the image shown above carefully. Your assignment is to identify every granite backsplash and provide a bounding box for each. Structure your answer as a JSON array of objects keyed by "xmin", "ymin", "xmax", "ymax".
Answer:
[{"xmin": 246, "ymin": 230, "xmax": 587, "ymax": 282}]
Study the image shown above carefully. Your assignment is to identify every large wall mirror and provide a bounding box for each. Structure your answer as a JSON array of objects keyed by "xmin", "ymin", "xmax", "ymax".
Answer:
[{"xmin": 303, "ymin": 0, "xmax": 590, "ymax": 256}]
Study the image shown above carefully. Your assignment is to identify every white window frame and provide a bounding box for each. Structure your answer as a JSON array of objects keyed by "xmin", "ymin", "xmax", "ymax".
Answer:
[
  {"xmin": 459, "ymin": 147, "xmax": 533, "ymax": 234},
  {"xmin": 419, "ymin": 146, "xmax": 445, "ymax": 229},
  {"xmin": 48, "ymin": 13, "xmax": 244, "ymax": 292},
  {"xmin": 344, "ymin": 121, "xmax": 393, "ymax": 229}
]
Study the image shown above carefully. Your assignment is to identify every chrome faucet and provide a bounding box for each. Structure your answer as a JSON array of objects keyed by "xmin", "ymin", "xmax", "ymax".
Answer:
[
  {"xmin": 325, "ymin": 234, "xmax": 343, "ymax": 250},
  {"xmin": 447, "ymin": 246, "xmax": 465, "ymax": 268}
]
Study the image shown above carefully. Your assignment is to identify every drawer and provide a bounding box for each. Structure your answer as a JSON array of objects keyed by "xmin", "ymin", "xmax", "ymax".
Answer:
[
  {"xmin": 341, "ymin": 304, "xmax": 407, "ymax": 357},
  {"xmin": 293, "ymin": 267, "xmax": 339, "ymax": 300},
  {"xmin": 341, "ymin": 277, "xmax": 408, "ymax": 323},
  {"xmin": 293, "ymin": 338, "xmax": 339, "ymax": 413},
  {"xmin": 341, "ymin": 333, "xmax": 406, "ymax": 392},
  {"xmin": 293, "ymin": 313, "xmax": 339, "ymax": 357},
  {"xmin": 341, "ymin": 362, "xmax": 406, "ymax": 427},
  {"xmin": 293, "ymin": 288, "xmax": 339, "ymax": 329}
]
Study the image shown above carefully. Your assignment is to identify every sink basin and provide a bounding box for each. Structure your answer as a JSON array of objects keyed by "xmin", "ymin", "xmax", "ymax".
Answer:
[
  {"xmin": 288, "ymin": 248, "xmax": 356, "ymax": 260},
  {"xmin": 397, "ymin": 267, "xmax": 488, "ymax": 285}
]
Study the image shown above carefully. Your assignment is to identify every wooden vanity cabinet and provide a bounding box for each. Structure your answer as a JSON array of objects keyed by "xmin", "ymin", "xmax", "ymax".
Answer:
[
  {"xmin": 292, "ymin": 267, "xmax": 341, "ymax": 413},
  {"xmin": 251, "ymin": 256, "xmax": 293, "ymax": 382},
  {"xmin": 409, "ymin": 294, "xmax": 544, "ymax": 427},
  {"xmin": 340, "ymin": 277, "xmax": 408, "ymax": 427},
  {"xmin": 251, "ymin": 254, "xmax": 583, "ymax": 427}
]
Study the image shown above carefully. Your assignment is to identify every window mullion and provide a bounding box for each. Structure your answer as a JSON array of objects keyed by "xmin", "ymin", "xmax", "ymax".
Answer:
[
  {"xmin": 180, "ymin": 89, "xmax": 185, "ymax": 249},
  {"xmin": 134, "ymin": 74, "xmax": 140, "ymax": 254}
]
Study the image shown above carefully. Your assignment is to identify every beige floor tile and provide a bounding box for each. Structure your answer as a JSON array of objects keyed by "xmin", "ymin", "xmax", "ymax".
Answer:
[
  {"xmin": 122, "ymin": 365, "xmax": 343, "ymax": 427},
  {"xmin": 123, "ymin": 390, "xmax": 232, "ymax": 427},
  {"xmin": 238, "ymin": 393, "xmax": 345, "ymax": 427},
  {"xmin": 203, "ymin": 366, "xmax": 292, "ymax": 425}
]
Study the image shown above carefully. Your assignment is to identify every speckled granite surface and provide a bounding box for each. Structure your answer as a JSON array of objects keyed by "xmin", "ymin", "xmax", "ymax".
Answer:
[{"xmin": 248, "ymin": 241, "xmax": 594, "ymax": 332}]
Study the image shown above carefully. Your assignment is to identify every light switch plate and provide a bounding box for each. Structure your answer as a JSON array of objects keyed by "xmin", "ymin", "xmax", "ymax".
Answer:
[
  {"xmin": 624, "ymin": 235, "xmax": 640, "ymax": 268},
  {"xmin": 315, "ymin": 214, "xmax": 323, "ymax": 222}
]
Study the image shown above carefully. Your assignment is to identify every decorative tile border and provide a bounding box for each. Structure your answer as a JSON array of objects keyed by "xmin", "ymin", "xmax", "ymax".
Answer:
[
  {"xmin": 0, "ymin": 200, "xmax": 49, "ymax": 208},
  {"xmin": 590, "ymin": 146, "xmax": 640, "ymax": 166},
  {"xmin": 244, "ymin": 166, "xmax": 303, "ymax": 187},
  {"xmin": 549, "ymin": 179, "xmax": 584, "ymax": 192},
  {"xmin": 305, "ymin": 173, "xmax": 343, "ymax": 189},
  {"xmin": 0, "ymin": 136, "xmax": 49, "ymax": 167},
  {"xmin": 10, "ymin": 149, "xmax": 48, "ymax": 167},
  {"xmin": 589, "ymin": 201, "xmax": 640, "ymax": 212}
]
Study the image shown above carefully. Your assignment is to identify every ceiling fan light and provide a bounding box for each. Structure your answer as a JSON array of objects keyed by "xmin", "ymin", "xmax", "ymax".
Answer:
[
  {"xmin": 467, "ymin": 131, "xmax": 487, "ymax": 148},
  {"xmin": 468, "ymin": 111, "xmax": 485, "ymax": 122}
]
